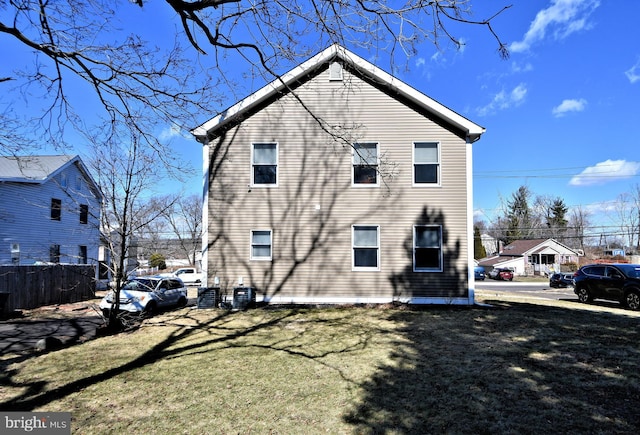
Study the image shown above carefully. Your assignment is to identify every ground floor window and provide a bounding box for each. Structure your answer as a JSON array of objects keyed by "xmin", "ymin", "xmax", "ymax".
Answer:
[
  {"xmin": 353, "ymin": 225, "xmax": 379, "ymax": 270},
  {"xmin": 251, "ymin": 229, "xmax": 272, "ymax": 261},
  {"xmin": 413, "ymin": 225, "xmax": 442, "ymax": 272},
  {"xmin": 49, "ymin": 244, "xmax": 61, "ymax": 263},
  {"xmin": 79, "ymin": 245, "xmax": 88, "ymax": 264}
]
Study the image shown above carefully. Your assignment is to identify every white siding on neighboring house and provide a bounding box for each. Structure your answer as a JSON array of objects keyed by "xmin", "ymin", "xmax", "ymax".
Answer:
[{"xmin": 0, "ymin": 156, "xmax": 102, "ymax": 267}]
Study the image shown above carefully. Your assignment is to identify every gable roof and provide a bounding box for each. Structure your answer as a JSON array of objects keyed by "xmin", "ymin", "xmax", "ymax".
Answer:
[
  {"xmin": 0, "ymin": 155, "xmax": 102, "ymax": 200},
  {"xmin": 191, "ymin": 44, "xmax": 485, "ymax": 142},
  {"xmin": 499, "ymin": 238, "xmax": 579, "ymax": 257}
]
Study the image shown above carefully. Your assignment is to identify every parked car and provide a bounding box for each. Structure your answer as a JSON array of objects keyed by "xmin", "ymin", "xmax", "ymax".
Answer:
[
  {"xmin": 573, "ymin": 264, "xmax": 640, "ymax": 310},
  {"xmin": 160, "ymin": 267, "xmax": 202, "ymax": 285},
  {"xmin": 100, "ymin": 276, "xmax": 188, "ymax": 316},
  {"xmin": 474, "ymin": 266, "xmax": 486, "ymax": 281},
  {"xmin": 488, "ymin": 268, "xmax": 513, "ymax": 281},
  {"xmin": 549, "ymin": 272, "xmax": 574, "ymax": 288}
]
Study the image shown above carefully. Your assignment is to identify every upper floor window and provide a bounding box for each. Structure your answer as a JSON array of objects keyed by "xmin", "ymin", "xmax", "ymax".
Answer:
[
  {"xmin": 252, "ymin": 142, "xmax": 278, "ymax": 186},
  {"xmin": 51, "ymin": 198, "xmax": 62, "ymax": 221},
  {"xmin": 353, "ymin": 142, "xmax": 378, "ymax": 186},
  {"xmin": 414, "ymin": 225, "xmax": 443, "ymax": 272},
  {"xmin": 60, "ymin": 174, "xmax": 67, "ymax": 188},
  {"xmin": 251, "ymin": 229, "xmax": 272, "ymax": 261},
  {"xmin": 75, "ymin": 176, "xmax": 82, "ymax": 191},
  {"xmin": 353, "ymin": 225, "xmax": 380, "ymax": 270},
  {"xmin": 80, "ymin": 204, "xmax": 88, "ymax": 224},
  {"xmin": 413, "ymin": 142, "xmax": 440, "ymax": 185}
]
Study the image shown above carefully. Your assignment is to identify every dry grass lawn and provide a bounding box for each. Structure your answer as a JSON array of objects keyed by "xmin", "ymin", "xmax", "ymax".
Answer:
[{"xmin": 2, "ymin": 291, "xmax": 640, "ymax": 434}]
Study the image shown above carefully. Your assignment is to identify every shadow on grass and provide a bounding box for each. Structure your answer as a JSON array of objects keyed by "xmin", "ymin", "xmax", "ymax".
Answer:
[
  {"xmin": 3, "ymin": 301, "xmax": 640, "ymax": 434},
  {"xmin": 0, "ymin": 307, "xmax": 299, "ymax": 411},
  {"xmin": 343, "ymin": 301, "xmax": 640, "ymax": 433}
]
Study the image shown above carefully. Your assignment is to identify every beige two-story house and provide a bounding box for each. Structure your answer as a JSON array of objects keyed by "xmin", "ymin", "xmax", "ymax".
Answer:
[{"xmin": 192, "ymin": 45, "xmax": 485, "ymax": 305}]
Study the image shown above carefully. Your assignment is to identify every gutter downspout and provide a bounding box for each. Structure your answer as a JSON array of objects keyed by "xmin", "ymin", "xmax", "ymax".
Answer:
[
  {"xmin": 200, "ymin": 138, "xmax": 210, "ymax": 288},
  {"xmin": 466, "ymin": 134, "xmax": 476, "ymax": 306}
]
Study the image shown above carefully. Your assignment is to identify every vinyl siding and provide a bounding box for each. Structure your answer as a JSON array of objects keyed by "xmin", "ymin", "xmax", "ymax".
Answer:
[
  {"xmin": 205, "ymin": 64, "xmax": 472, "ymax": 303},
  {"xmin": 0, "ymin": 163, "xmax": 101, "ymax": 266}
]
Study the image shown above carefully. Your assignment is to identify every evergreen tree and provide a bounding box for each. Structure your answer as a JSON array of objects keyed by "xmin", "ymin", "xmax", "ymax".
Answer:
[
  {"xmin": 474, "ymin": 225, "xmax": 487, "ymax": 259},
  {"xmin": 548, "ymin": 198, "xmax": 568, "ymax": 241},
  {"xmin": 505, "ymin": 185, "xmax": 533, "ymax": 243}
]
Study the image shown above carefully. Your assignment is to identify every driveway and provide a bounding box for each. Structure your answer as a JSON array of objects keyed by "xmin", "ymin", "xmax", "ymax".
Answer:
[
  {"xmin": 475, "ymin": 280, "xmax": 577, "ymax": 301},
  {"xmin": 0, "ymin": 299, "xmax": 105, "ymax": 357}
]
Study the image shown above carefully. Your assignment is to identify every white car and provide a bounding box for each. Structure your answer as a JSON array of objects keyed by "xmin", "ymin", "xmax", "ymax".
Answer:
[
  {"xmin": 100, "ymin": 276, "xmax": 188, "ymax": 316},
  {"xmin": 161, "ymin": 267, "xmax": 202, "ymax": 285}
]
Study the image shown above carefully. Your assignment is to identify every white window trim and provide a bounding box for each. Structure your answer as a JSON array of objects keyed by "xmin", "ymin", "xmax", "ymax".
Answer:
[
  {"xmin": 412, "ymin": 141, "xmax": 441, "ymax": 187},
  {"xmin": 413, "ymin": 225, "xmax": 443, "ymax": 272},
  {"xmin": 250, "ymin": 229, "xmax": 273, "ymax": 261},
  {"xmin": 352, "ymin": 142, "xmax": 380, "ymax": 187},
  {"xmin": 352, "ymin": 224, "xmax": 380, "ymax": 271},
  {"xmin": 251, "ymin": 142, "xmax": 279, "ymax": 187}
]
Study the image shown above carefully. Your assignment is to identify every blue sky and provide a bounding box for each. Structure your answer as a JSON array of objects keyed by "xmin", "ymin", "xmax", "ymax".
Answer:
[
  {"xmin": 3, "ymin": 1, "xmax": 639, "ymax": 239},
  {"xmin": 163, "ymin": 0, "xmax": 640, "ymax": 237}
]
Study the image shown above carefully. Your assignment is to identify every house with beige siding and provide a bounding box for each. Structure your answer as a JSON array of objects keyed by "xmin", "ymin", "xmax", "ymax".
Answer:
[{"xmin": 191, "ymin": 45, "xmax": 485, "ymax": 305}]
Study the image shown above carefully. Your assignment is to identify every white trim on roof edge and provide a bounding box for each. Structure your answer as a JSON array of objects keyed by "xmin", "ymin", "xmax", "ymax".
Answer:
[{"xmin": 191, "ymin": 44, "xmax": 485, "ymax": 141}]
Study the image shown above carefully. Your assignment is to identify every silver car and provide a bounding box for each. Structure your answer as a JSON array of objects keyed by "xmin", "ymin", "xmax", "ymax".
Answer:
[{"xmin": 100, "ymin": 276, "xmax": 188, "ymax": 316}]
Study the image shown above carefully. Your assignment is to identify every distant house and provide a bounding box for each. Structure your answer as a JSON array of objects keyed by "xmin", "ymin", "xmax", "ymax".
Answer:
[
  {"xmin": 0, "ymin": 155, "xmax": 102, "ymax": 268},
  {"xmin": 191, "ymin": 44, "xmax": 486, "ymax": 305},
  {"xmin": 478, "ymin": 238, "xmax": 580, "ymax": 276}
]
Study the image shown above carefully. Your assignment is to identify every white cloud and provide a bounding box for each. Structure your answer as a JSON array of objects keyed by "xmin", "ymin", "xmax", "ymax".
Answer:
[
  {"xmin": 159, "ymin": 124, "xmax": 184, "ymax": 141},
  {"xmin": 476, "ymin": 83, "xmax": 527, "ymax": 116},
  {"xmin": 569, "ymin": 159, "xmax": 640, "ymax": 186},
  {"xmin": 511, "ymin": 0, "xmax": 600, "ymax": 53},
  {"xmin": 552, "ymin": 98, "xmax": 587, "ymax": 117},
  {"xmin": 625, "ymin": 58, "xmax": 640, "ymax": 84}
]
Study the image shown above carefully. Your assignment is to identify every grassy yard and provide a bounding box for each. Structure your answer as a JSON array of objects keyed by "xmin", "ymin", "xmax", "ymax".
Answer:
[{"xmin": 2, "ymin": 293, "xmax": 640, "ymax": 434}]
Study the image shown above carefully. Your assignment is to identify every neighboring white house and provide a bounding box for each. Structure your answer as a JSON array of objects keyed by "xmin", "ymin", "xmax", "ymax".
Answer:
[
  {"xmin": 192, "ymin": 44, "xmax": 486, "ymax": 305},
  {"xmin": 478, "ymin": 238, "xmax": 580, "ymax": 276},
  {"xmin": 0, "ymin": 155, "xmax": 102, "ymax": 269}
]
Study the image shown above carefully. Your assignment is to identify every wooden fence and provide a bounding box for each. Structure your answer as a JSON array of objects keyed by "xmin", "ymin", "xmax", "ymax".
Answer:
[{"xmin": 0, "ymin": 265, "xmax": 96, "ymax": 314}]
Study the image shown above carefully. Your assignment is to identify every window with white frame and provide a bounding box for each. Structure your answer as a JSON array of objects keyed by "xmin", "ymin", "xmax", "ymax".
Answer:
[
  {"xmin": 413, "ymin": 142, "xmax": 440, "ymax": 185},
  {"xmin": 251, "ymin": 229, "xmax": 272, "ymax": 260},
  {"xmin": 252, "ymin": 142, "xmax": 278, "ymax": 185},
  {"xmin": 413, "ymin": 225, "xmax": 443, "ymax": 272},
  {"xmin": 353, "ymin": 225, "xmax": 379, "ymax": 270},
  {"xmin": 352, "ymin": 142, "xmax": 378, "ymax": 185}
]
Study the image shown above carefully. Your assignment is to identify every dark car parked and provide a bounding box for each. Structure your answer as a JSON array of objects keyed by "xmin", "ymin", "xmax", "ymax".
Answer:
[
  {"xmin": 573, "ymin": 264, "xmax": 640, "ymax": 310},
  {"xmin": 488, "ymin": 267, "xmax": 513, "ymax": 281},
  {"xmin": 549, "ymin": 272, "xmax": 574, "ymax": 288},
  {"xmin": 474, "ymin": 266, "xmax": 486, "ymax": 281}
]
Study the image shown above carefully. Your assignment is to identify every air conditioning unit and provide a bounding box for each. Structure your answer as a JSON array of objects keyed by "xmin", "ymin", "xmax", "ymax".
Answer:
[{"xmin": 232, "ymin": 287, "xmax": 255, "ymax": 310}]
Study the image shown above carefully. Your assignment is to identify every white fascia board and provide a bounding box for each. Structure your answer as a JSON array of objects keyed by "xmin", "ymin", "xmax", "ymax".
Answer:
[
  {"xmin": 191, "ymin": 44, "xmax": 485, "ymax": 140},
  {"xmin": 348, "ymin": 55, "xmax": 485, "ymax": 138},
  {"xmin": 191, "ymin": 45, "xmax": 341, "ymax": 139}
]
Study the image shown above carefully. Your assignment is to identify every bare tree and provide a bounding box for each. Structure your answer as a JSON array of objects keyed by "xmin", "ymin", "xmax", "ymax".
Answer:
[
  {"xmin": 609, "ymin": 192, "xmax": 640, "ymax": 250},
  {"xmin": 567, "ymin": 206, "xmax": 591, "ymax": 253},
  {"xmin": 1, "ymin": 1, "xmax": 510, "ymax": 156},
  {"xmin": 160, "ymin": 194, "xmax": 203, "ymax": 267},
  {"xmin": 86, "ymin": 121, "xmax": 176, "ymax": 328}
]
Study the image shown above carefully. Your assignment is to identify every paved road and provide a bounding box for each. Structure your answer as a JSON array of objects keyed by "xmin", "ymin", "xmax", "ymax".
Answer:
[{"xmin": 475, "ymin": 280, "xmax": 577, "ymax": 301}]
